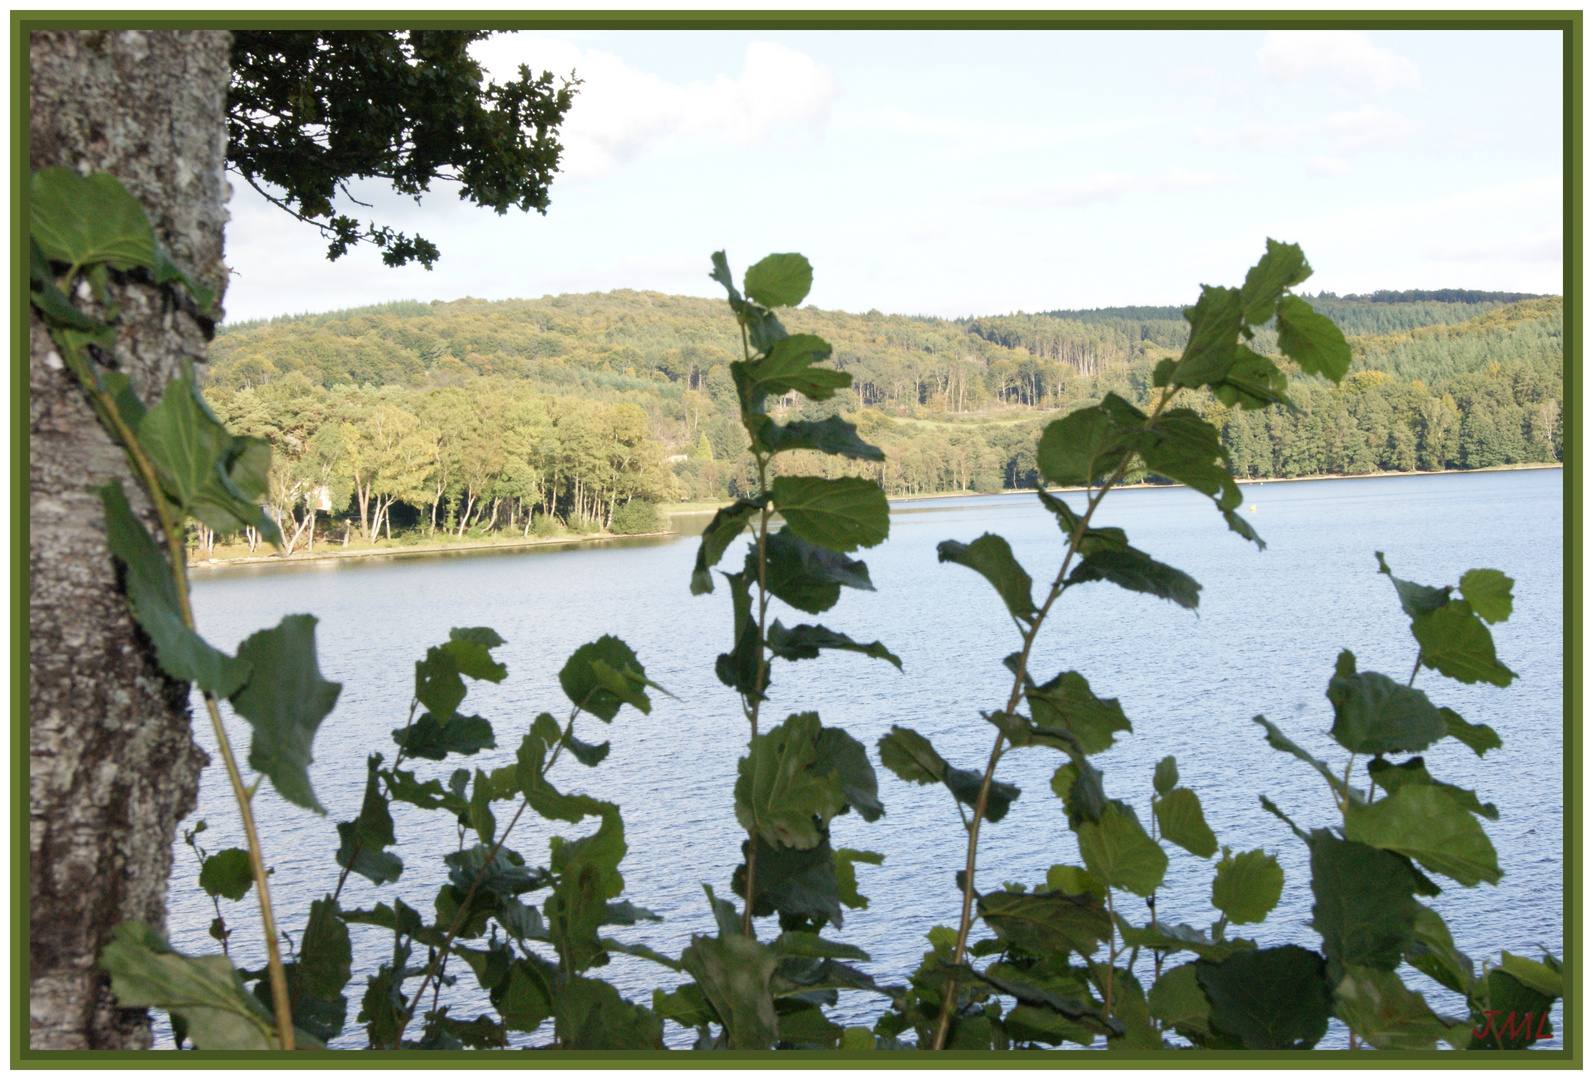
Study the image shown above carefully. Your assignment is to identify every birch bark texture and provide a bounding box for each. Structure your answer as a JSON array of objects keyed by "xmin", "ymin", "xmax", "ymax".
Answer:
[{"xmin": 29, "ymin": 29, "xmax": 232, "ymax": 1049}]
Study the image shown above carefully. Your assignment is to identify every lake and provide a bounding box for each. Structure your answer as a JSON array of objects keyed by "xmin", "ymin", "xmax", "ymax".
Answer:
[{"xmin": 162, "ymin": 468, "xmax": 1566, "ymax": 1050}]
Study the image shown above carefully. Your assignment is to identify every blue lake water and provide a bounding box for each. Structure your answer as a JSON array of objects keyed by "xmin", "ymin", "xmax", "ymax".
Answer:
[{"xmin": 162, "ymin": 468, "xmax": 1566, "ymax": 1050}]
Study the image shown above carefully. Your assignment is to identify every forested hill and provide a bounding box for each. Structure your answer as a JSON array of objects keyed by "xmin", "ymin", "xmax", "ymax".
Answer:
[{"xmin": 202, "ymin": 287, "xmax": 1561, "ymax": 541}]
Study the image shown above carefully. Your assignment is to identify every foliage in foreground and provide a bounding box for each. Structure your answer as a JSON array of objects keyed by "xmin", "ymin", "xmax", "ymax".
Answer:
[{"xmin": 29, "ymin": 167, "xmax": 1560, "ymax": 1052}]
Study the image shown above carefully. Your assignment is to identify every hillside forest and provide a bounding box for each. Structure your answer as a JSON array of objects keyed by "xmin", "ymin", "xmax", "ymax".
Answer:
[{"xmin": 201, "ymin": 288, "xmax": 1563, "ymax": 553}]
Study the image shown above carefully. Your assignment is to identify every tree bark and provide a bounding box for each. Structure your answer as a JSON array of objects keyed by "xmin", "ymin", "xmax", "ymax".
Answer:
[{"xmin": 29, "ymin": 29, "xmax": 232, "ymax": 1049}]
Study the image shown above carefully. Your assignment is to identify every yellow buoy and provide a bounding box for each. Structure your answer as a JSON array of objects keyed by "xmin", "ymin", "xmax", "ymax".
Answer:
[{"xmin": 1250, "ymin": 504, "xmax": 1257, "ymax": 512}]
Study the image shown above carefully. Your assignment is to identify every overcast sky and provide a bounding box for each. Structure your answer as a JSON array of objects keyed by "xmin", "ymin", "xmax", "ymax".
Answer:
[{"xmin": 220, "ymin": 27, "xmax": 1565, "ymax": 324}]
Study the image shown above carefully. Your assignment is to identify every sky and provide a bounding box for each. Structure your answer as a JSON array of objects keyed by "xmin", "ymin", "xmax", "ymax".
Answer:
[{"xmin": 219, "ymin": 27, "xmax": 1566, "ymax": 324}]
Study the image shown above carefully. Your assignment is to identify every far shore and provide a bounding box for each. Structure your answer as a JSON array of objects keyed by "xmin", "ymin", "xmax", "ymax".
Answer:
[{"xmin": 187, "ymin": 462, "xmax": 1561, "ymax": 572}]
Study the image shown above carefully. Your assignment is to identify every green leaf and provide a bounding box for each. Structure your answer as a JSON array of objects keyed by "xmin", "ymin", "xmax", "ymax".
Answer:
[
  {"xmin": 1441, "ymin": 707, "xmax": 1502, "ymax": 757},
  {"xmin": 1052, "ymin": 759, "xmax": 1107, "ymax": 828},
  {"xmin": 761, "ymin": 527, "xmax": 874, "ymax": 615},
  {"xmin": 100, "ymin": 922, "xmax": 275, "ymax": 1049},
  {"xmin": 1115, "ymin": 918, "xmax": 1252, "ymax": 961},
  {"xmin": 1327, "ymin": 659, "xmax": 1448, "ymax": 755},
  {"xmin": 976, "ymin": 888, "xmax": 1111, "ymax": 960},
  {"xmin": 1407, "ymin": 904, "xmax": 1474, "ymax": 996},
  {"xmin": 1149, "ymin": 963, "xmax": 1240, "ymax": 1048},
  {"xmin": 560, "ymin": 635, "xmax": 654, "ymax": 721},
  {"xmin": 335, "ymin": 823, "xmax": 403, "ymax": 886},
  {"xmin": 1334, "ymin": 965, "xmax": 1465, "ymax": 1050},
  {"xmin": 690, "ymin": 496, "xmax": 766, "ymax": 595},
  {"xmin": 97, "ymin": 481, "xmax": 251, "ymax": 697},
  {"xmin": 1498, "ymin": 951, "xmax": 1562, "ymax": 999},
  {"xmin": 151, "ymin": 237, "xmax": 216, "ymax": 312},
  {"xmin": 766, "ymin": 621, "xmax": 901, "ymax": 670},
  {"xmin": 1036, "ymin": 401, "xmax": 1138, "ymax": 487},
  {"xmin": 391, "ymin": 713, "xmax": 495, "ymax": 760},
  {"xmin": 553, "ymin": 976, "xmax": 664, "ymax": 1049},
  {"xmin": 1253, "ymin": 714, "xmax": 1355, "ymax": 803},
  {"xmin": 736, "ymin": 712, "xmax": 847, "ymax": 850},
  {"xmin": 1471, "ymin": 968, "xmax": 1555, "ymax": 1049},
  {"xmin": 812, "ymin": 726, "xmax": 885, "ymax": 822},
  {"xmin": 1309, "ymin": 831, "xmax": 1419, "ymax": 976},
  {"xmin": 1046, "ymin": 864, "xmax": 1104, "ymax": 899},
  {"xmin": 566, "ymin": 733, "xmax": 611, "ymax": 768},
  {"xmin": 839, "ymin": 1026, "xmax": 876, "ymax": 1051},
  {"xmin": 1068, "ymin": 546, "xmax": 1200, "ymax": 610},
  {"xmin": 229, "ymin": 614, "xmax": 340, "ymax": 814},
  {"xmin": 936, "ymin": 533, "xmax": 1035, "ymax": 621},
  {"xmin": 1154, "ymin": 788, "xmax": 1217, "ymax": 858},
  {"xmin": 1212, "ymin": 344, "xmax": 1294, "ymax": 412},
  {"xmin": 137, "ymin": 378, "xmax": 277, "ymax": 539},
  {"xmin": 1195, "ymin": 945, "xmax": 1332, "ymax": 1050},
  {"xmin": 1413, "ymin": 600, "xmax": 1516, "ymax": 687},
  {"xmin": 1368, "ymin": 757, "xmax": 1498, "ymax": 820},
  {"xmin": 491, "ymin": 957, "xmax": 555, "ymax": 1032},
  {"xmin": 1078, "ymin": 803, "xmax": 1167, "ymax": 896},
  {"xmin": 298, "ymin": 897, "xmax": 353, "ymax": 1003},
  {"xmin": 413, "ymin": 645, "xmax": 466, "ymax": 721},
  {"xmin": 715, "ymin": 571, "xmax": 765, "ymax": 701},
  {"xmin": 772, "ymin": 931, "xmax": 869, "ymax": 962},
  {"xmin": 876, "ymin": 725, "xmax": 946, "ymax": 785},
  {"xmin": 441, "ymin": 633, "xmax": 507, "ymax": 683},
  {"xmin": 770, "ymin": 476, "xmax": 889, "ymax": 553},
  {"xmin": 469, "ymin": 768, "xmax": 496, "ymax": 847},
  {"xmin": 445, "ymin": 846, "xmax": 547, "ymax": 903},
  {"xmin": 680, "ymin": 933, "xmax": 780, "ymax": 1050},
  {"xmin": 834, "ymin": 849, "xmax": 884, "ymax": 910},
  {"xmin": 1276, "ymin": 295, "xmax": 1351, "ymax": 383},
  {"xmin": 1026, "ymin": 670, "xmax": 1131, "ymax": 756},
  {"xmin": 708, "ymin": 250, "xmax": 744, "ymax": 311},
  {"xmin": 737, "ymin": 334, "xmax": 850, "ymax": 409},
  {"xmin": 545, "ymin": 802, "xmax": 628, "ymax": 974},
  {"xmin": 31, "ymin": 167, "xmax": 156, "ymax": 270},
  {"xmin": 1211, "ymin": 848, "xmax": 1284, "ymax": 925},
  {"xmin": 744, "ymin": 252, "xmax": 813, "ymax": 308},
  {"xmin": 1459, "ymin": 568, "xmax": 1514, "ymax": 624},
  {"xmin": 945, "ymin": 768, "xmax": 1020, "ymax": 823},
  {"xmin": 1374, "ymin": 551, "xmax": 1451, "ymax": 618},
  {"xmin": 198, "ymin": 849, "xmax": 253, "ymax": 902},
  {"xmin": 1344, "ymin": 785, "xmax": 1501, "ymax": 886},
  {"xmin": 1239, "ymin": 238, "xmax": 1311, "ymax": 324},
  {"xmin": 757, "ymin": 414, "xmax": 883, "ymax": 461},
  {"xmin": 735, "ymin": 833, "xmax": 845, "ymax": 926},
  {"xmin": 653, "ymin": 981, "xmax": 716, "ymax": 1029},
  {"xmin": 1153, "ymin": 756, "xmax": 1179, "ymax": 797},
  {"xmin": 1171, "ymin": 285, "xmax": 1244, "ymax": 389}
]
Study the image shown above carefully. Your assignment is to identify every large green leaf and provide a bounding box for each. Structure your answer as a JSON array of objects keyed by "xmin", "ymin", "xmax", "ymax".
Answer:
[
  {"xmin": 812, "ymin": 725, "xmax": 884, "ymax": 822},
  {"xmin": 137, "ymin": 377, "xmax": 278, "ymax": 540},
  {"xmin": 1406, "ymin": 904, "xmax": 1475, "ymax": 997},
  {"xmin": 1154, "ymin": 788, "xmax": 1217, "ymax": 858},
  {"xmin": 756, "ymin": 414, "xmax": 883, "ymax": 461},
  {"xmin": 1276, "ymin": 295, "xmax": 1350, "ymax": 382},
  {"xmin": 735, "ymin": 834, "xmax": 844, "ymax": 926},
  {"xmin": 1499, "ymin": 951, "xmax": 1562, "ymax": 1000},
  {"xmin": 770, "ymin": 476, "xmax": 889, "ymax": 553},
  {"xmin": 1036, "ymin": 401, "xmax": 1137, "ymax": 488},
  {"xmin": 560, "ymin": 635, "xmax": 654, "ymax": 721},
  {"xmin": 1068, "ymin": 546, "xmax": 1200, "ymax": 610},
  {"xmin": 876, "ymin": 725, "xmax": 945, "ymax": 785},
  {"xmin": 834, "ymin": 848, "xmax": 884, "ymax": 910},
  {"xmin": 1195, "ymin": 945, "xmax": 1332, "ymax": 1050},
  {"xmin": 714, "ymin": 571, "xmax": 765, "ymax": 701},
  {"xmin": 760, "ymin": 527, "xmax": 873, "ymax": 614},
  {"xmin": 1171, "ymin": 286, "xmax": 1244, "ymax": 389},
  {"xmin": 1026, "ymin": 670, "xmax": 1131, "ymax": 755},
  {"xmin": 766, "ymin": 621, "xmax": 901, "ymax": 670},
  {"xmin": 1309, "ymin": 831, "xmax": 1419, "ymax": 976},
  {"xmin": 1375, "ymin": 551, "xmax": 1451, "ymax": 618},
  {"xmin": 32, "ymin": 167, "xmax": 156, "ymax": 270},
  {"xmin": 391, "ymin": 713, "xmax": 496, "ymax": 760},
  {"xmin": 298, "ymin": 897, "xmax": 353, "ymax": 1003},
  {"xmin": 1077, "ymin": 803, "xmax": 1167, "ymax": 896},
  {"xmin": 1412, "ymin": 600, "xmax": 1516, "ymax": 687},
  {"xmin": 1149, "ymin": 963, "xmax": 1242, "ymax": 1048},
  {"xmin": 774, "ymin": 998, "xmax": 845, "ymax": 1049},
  {"xmin": 1470, "ymin": 968, "xmax": 1556, "ymax": 1049},
  {"xmin": 690, "ymin": 496, "xmax": 766, "ymax": 595},
  {"xmin": 977, "ymin": 888, "xmax": 1111, "ymax": 960},
  {"xmin": 335, "ymin": 823, "xmax": 403, "ymax": 886},
  {"xmin": 1442, "ymin": 707, "xmax": 1502, "ymax": 758},
  {"xmin": 229, "ymin": 614, "xmax": 341, "ymax": 814},
  {"xmin": 736, "ymin": 334, "xmax": 850, "ymax": 409},
  {"xmin": 1367, "ymin": 756, "xmax": 1497, "ymax": 819},
  {"xmin": 491, "ymin": 958, "xmax": 555, "ymax": 1032},
  {"xmin": 545, "ymin": 801, "xmax": 627, "ymax": 974},
  {"xmin": 1459, "ymin": 568, "xmax": 1514, "ymax": 624},
  {"xmin": 1115, "ymin": 918, "xmax": 1252, "ymax": 962},
  {"xmin": 744, "ymin": 252, "xmax": 813, "ymax": 308},
  {"xmin": 100, "ymin": 922, "xmax": 275, "ymax": 1049},
  {"xmin": 1334, "ymin": 965, "xmax": 1466, "ymax": 1050},
  {"xmin": 1344, "ymin": 785, "xmax": 1501, "ymax": 886},
  {"xmin": 736, "ymin": 712, "xmax": 847, "ymax": 850},
  {"xmin": 1210, "ymin": 848, "xmax": 1283, "ymax": 925},
  {"xmin": 1326, "ymin": 653, "xmax": 1447, "ymax": 755},
  {"xmin": 1239, "ymin": 238, "xmax": 1311, "ymax": 324},
  {"xmin": 680, "ymin": 933, "xmax": 780, "ymax": 1050},
  {"xmin": 97, "ymin": 481, "xmax": 250, "ymax": 697},
  {"xmin": 553, "ymin": 976, "xmax": 664, "ymax": 1049},
  {"xmin": 198, "ymin": 849, "xmax": 253, "ymax": 902},
  {"xmin": 936, "ymin": 533, "xmax": 1035, "ymax": 621}
]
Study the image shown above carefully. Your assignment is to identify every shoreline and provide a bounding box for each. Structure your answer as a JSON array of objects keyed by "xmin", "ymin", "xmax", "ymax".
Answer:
[{"xmin": 189, "ymin": 462, "xmax": 1561, "ymax": 572}]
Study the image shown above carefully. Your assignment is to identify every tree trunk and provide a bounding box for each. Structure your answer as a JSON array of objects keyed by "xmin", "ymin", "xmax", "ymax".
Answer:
[{"xmin": 29, "ymin": 29, "xmax": 231, "ymax": 1049}]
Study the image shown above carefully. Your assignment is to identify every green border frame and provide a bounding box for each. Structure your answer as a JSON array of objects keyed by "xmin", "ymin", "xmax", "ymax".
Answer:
[{"xmin": 12, "ymin": 8, "xmax": 1581, "ymax": 1070}]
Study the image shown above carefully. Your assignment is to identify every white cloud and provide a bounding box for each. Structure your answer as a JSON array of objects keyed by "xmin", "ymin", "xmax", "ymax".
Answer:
[
  {"xmin": 1427, "ymin": 231, "xmax": 1563, "ymax": 263},
  {"xmin": 989, "ymin": 172, "xmax": 1135, "ymax": 208},
  {"xmin": 1306, "ymin": 155, "xmax": 1353, "ymax": 177},
  {"xmin": 470, "ymin": 35, "xmax": 839, "ymax": 183},
  {"xmin": 1153, "ymin": 167, "xmax": 1241, "ymax": 191},
  {"xmin": 1193, "ymin": 105, "xmax": 1418, "ymax": 152},
  {"xmin": 1257, "ymin": 31, "xmax": 1423, "ymax": 94}
]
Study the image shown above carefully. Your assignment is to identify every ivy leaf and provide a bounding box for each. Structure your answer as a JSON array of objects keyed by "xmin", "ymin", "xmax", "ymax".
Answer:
[
  {"xmin": 976, "ymin": 889, "xmax": 1111, "ymax": 961},
  {"xmin": 229, "ymin": 614, "xmax": 341, "ymax": 814},
  {"xmin": 1078, "ymin": 803, "xmax": 1167, "ymax": 896},
  {"xmin": 1211, "ymin": 848, "xmax": 1284, "ymax": 925},
  {"xmin": 735, "ymin": 712, "xmax": 847, "ymax": 850},
  {"xmin": 1309, "ymin": 831, "xmax": 1419, "ymax": 978},
  {"xmin": 756, "ymin": 414, "xmax": 883, "ymax": 461},
  {"xmin": 761, "ymin": 526, "xmax": 874, "ymax": 615},
  {"xmin": 744, "ymin": 252, "xmax": 813, "ymax": 308},
  {"xmin": 770, "ymin": 476, "xmax": 889, "ymax": 553},
  {"xmin": 1238, "ymin": 238, "xmax": 1311, "ymax": 324},
  {"xmin": 1412, "ymin": 600, "xmax": 1516, "ymax": 687},
  {"xmin": 198, "ymin": 849, "xmax": 253, "ymax": 902},
  {"xmin": 1326, "ymin": 654, "xmax": 1447, "ymax": 755},
  {"xmin": 1459, "ymin": 568, "xmax": 1514, "ymax": 624},
  {"xmin": 391, "ymin": 713, "xmax": 495, "ymax": 760},
  {"xmin": 1333, "ymin": 965, "xmax": 1466, "ymax": 1050},
  {"xmin": 1275, "ymin": 295, "xmax": 1351, "ymax": 383},
  {"xmin": 937, "ymin": 533, "xmax": 1035, "ymax": 621},
  {"xmin": 1154, "ymin": 788, "xmax": 1217, "ymax": 858},
  {"xmin": 766, "ymin": 621, "xmax": 901, "ymax": 670},
  {"xmin": 553, "ymin": 975, "xmax": 664, "ymax": 1049},
  {"xmin": 1026, "ymin": 670, "xmax": 1132, "ymax": 755},
  {"xmin": 560, "ymin": 635, "xmax": 655, "ymax": 721},
  {"xmin": 1195, "ymin": 945, "xmax": 1333, "ymax": 1050},
  {"xmin": 1374, "ymin": 551, "xmax": 1451, "ymax": 618},
  {"xmin": 1344, "ymin": 785, "xmax": 1501, "ymax": 887},
  {"xmin": 1367, "ymin": 757, "xmax": 1498, "ymax": 820},
  {"xmin": 97, "ymin": 481, "xmax": 251, "ymax": 697},
  {"xmin": 690, "ymin": 496, "xmax": 767, "ymax": 595},
  {"xmin": 31, "ymin": 167, "xmax": 156, "ymax": 270},
  {"xmin": 1441, "ymin": 707, "xmax": 1502, "ymax": 757},
  {"xmin": 100, "ymin": 922, "xmax": 275, "ymax": 1050},
  {"xmin": 1068, "ymin": 546, "xmax": 1201, "ymax": 610}
]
